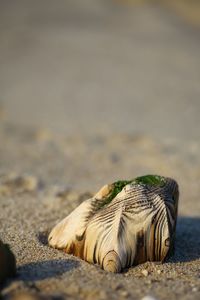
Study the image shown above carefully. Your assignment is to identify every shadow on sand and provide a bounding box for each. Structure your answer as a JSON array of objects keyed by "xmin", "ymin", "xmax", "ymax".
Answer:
[
  {"xmin": 17, "ymin": 259, "xmax": 80, "ymax": 281},
  {"xmin": 170, "ymin": 216, "xmax": 200, "ymax": 263}
]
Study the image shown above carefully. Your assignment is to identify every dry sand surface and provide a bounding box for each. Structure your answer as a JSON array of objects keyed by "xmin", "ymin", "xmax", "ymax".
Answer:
[
  {"xmin": 0, "ymin": 1, "xmax": 200, "ymax": 299},
  {"xmin": 0, "ymin": 125, "xmax": 200, "ymax": 300}
]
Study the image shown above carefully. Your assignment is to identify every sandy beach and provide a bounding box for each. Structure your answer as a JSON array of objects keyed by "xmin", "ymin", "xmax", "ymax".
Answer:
[{"xmin": 0, "ymin": 1, "xmax": 200, "ymax": 299}]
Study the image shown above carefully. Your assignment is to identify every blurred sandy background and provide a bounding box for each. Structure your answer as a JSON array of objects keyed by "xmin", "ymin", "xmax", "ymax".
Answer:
[
  {"xmin": 0, "ymin": 0, "xmax": 200, "ymax": 139},
  {"xmin": 0, "ymin": 1, "xmax": 200, "ymax": 300}
]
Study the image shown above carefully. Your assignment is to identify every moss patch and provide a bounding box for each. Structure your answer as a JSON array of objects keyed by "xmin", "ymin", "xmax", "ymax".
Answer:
[
  {"xmin": 133, "ymin": 175, "xmax": 166, "ymax": 187},
  {"xmin": 97, "ymin": 180, "xmax": 132, "ymax": 209},
  {"xmin": 97, "ymin": 175, "xmax": 165, "ymax": 209}
]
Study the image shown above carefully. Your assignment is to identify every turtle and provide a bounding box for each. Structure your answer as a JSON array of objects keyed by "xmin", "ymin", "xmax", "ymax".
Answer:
[{"xmin": 48, "ymin": 175, "xmax": 179, "ymax": 273}]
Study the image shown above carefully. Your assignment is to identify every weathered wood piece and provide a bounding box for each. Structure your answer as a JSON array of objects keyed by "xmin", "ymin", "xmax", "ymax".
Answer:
[{"xmin": 49, "ymin": 175, "xmax": 179, "ymax": 272}]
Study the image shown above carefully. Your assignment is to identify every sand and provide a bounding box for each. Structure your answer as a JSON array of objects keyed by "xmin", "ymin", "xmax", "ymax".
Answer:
[
  {"xmin": 0, "ymin": 1, "xmax": 200, "ymax": 299},
  {"xmin": 0, "ymin": 124, "xmax": 200, "ymax": 300}
]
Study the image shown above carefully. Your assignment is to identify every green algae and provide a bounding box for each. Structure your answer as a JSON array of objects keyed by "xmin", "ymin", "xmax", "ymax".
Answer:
[
  {"xmin": 97, "ymin": 180, "xmax": 132, "ymax": 209},
  {"xmin": 97, "ymin": 175, "xmax": 166, "ymax": 209},
  {"xmin": 133, "ymin": 175, "xmax": 166, "ymax": 187}
]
